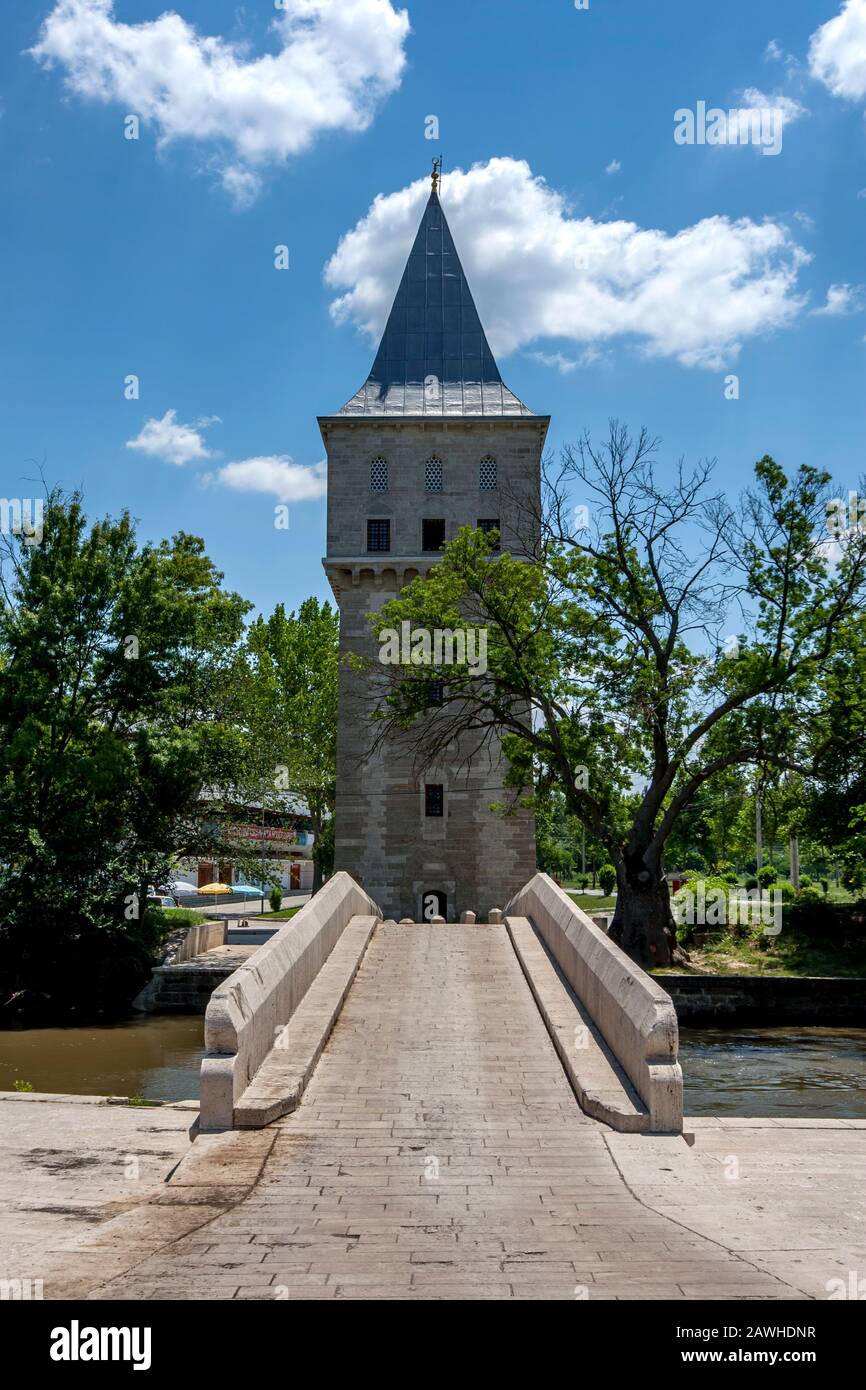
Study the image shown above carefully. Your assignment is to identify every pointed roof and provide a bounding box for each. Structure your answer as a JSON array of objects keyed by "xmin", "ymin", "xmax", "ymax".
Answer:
[{"xmin": 337, "ymin": 189, "xmax": 533, "ymax": 418}]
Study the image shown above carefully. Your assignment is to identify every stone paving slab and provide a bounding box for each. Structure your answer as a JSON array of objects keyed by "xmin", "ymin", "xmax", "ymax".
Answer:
[
  {"xmin": 4, "ymin": 925, "xmax": 864, "ymax": 1301},
  {"xmin": 83, "ymin": 926, "xmax": 814, "ymax": 1301},
  {"xmin": 0, "ymin": 1095, "xmax": 193, "ymax": 1298}
]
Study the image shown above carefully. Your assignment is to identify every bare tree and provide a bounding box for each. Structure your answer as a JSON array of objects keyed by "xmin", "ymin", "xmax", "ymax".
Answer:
[{"xmin": 361, "ymin": 422, "xmax": 866, "ymax": 965}]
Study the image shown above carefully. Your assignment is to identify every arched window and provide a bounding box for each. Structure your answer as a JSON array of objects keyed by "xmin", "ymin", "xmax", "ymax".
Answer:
[
  {"xmin": 479, "ymin": 456, "xmax": 497, "ymax": 491},
  {"xmin": 370, "ymin": 457, "xmax": 388, "ymax": 492},
  {"xmin": 425, "ymin": 456, "xmax": 444, "ymax": 492}
]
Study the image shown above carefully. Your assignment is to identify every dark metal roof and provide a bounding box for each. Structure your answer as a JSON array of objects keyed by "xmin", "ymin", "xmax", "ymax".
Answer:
[{"xmin": 338, "ymin": 190, "xmax": 533, "ymax": 418}]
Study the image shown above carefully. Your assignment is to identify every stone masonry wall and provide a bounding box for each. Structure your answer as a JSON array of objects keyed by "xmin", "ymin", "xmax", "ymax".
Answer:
[{"xmin": 323, "ymin": 417, "xmax": 546, "ymax": 921}]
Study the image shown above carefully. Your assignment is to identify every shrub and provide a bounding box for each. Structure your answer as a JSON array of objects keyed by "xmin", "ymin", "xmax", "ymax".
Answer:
[
  {"xmin": 744, "ymin": 876, "xmax": 758, "ymax": 891},
  {"xmin": 797, "ymin": 873, "xmax": 812, "ymax": 888},
  {"xmin": 820, "ymin": 878, "xmax": 829, "ymax": 897},
  {"xmin": 785, "ymin": 896, "xmax": 866, "ymax": 943},
  {"xmin": 757, "ymin": 865, "xmax": 778, "ymax": 887},
  {"xmin": 671, "ymin": 875, "xmax": 739, "ymax": 943},
  {"xmin": 796, "ymin": 884, "xmax": 823, "ymax": 906},
  {"xmin": 712, "ymin": 860, "xmax": 739, "ymax": 884},
  {"xmin": 598, "ymin": 864, "xmax": 617, "ymax": 896},
  {"xmin": 269, "ymin": 883, "xmax": 283, "ymax": 914}
]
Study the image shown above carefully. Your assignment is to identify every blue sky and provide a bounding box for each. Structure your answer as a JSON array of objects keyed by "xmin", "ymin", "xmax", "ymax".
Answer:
[{"xmin": 1, "ymin": 0, "xmax": 864, "ymax": 619}]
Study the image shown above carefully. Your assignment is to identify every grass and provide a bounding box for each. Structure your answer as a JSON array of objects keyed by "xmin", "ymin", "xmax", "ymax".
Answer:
[
  {"xmin": 655, "ymin": 921, "xmax": 866, "ymax": 978},
  {"xmin": 260, "ymin": 907, "xmax": 303, "ymax": 921},
  {"xmin": 559, "ymin": 885, "xmax": 866, "ymax": 977},
  {"xmin": 146, "ymin": 906, "xmax": 204, "ymax": 929}
]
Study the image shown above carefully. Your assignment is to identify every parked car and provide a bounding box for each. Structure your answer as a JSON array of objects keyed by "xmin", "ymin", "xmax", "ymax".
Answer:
[{"xmin": 146, "ymin": 894, "xmax": 178, "ymax": 909}]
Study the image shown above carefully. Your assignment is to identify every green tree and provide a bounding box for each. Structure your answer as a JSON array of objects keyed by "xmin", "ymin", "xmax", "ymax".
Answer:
[
  {"xmin": 800, "ymin": 612, "xmax": 866, "ymax": 888},
  {"xmin": 365, "ymin": 426, "xmax": 866, "ymax": 965},
  {"xmin": 243, "ymin": 599, "xmax": 338, "ymax": 894},
  {"xmin": 0, "ymin": 489, "xmax": 250, "ymax": 1021}
]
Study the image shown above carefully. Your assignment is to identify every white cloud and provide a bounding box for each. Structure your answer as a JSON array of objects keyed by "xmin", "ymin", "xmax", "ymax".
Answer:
[
  {"xmin": 811, "ymin": 282, "xmax": 866, "ymax": 315},
  {"xmin": 730, "ymin": 87, "xmax": 808, "ymax": 143},
  {"xmin": 605, "ymin": 159, "xmax": 621, "ymax": 175},
  {"xmin": 809, "ymin": 0, "xmax": 866, "ymax": 101},
  {"xmin": 207, "ymin": 456, "xmax": 326, "ymax": 502},
  {"xmin": 325, "ymin": 158, "xmax": 812, "ymax": 370},
  {"xmin": 126, "ymin": 409, "xmax": 217, "ymax": 466},
  {"xmin": 526, "ymin": 349, "xmax": 601, "ymax": 374},
  {"xmin": 764, "ymin": 38, "xmax": 799, "ymax": 69},
  {"xmin": 219, "ymin": 164, "xmax": 263, "ymax": 210},
  {"xmin": 30, "ymin": 0, "xmax": 410, "ymax": 201}
]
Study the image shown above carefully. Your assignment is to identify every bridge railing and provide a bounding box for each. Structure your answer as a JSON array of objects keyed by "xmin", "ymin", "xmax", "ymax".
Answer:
[
  {"xmin": 505, "ymin": 873, "xmax": 682, "ymax": 1133},
  {"xmin": 199, "ymin": 872, "xmax": 380, "ymax": 1131}
]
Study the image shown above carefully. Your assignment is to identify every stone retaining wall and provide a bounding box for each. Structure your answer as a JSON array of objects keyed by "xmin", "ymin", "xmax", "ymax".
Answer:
[
  {"xmin": 660, "ymin": 974, "xmax": 866, "ymax": 1027},
  {"xmin": 172, "ymin": 919, "xmax": 226, "ymax": 965},
  {"xmin": 199, "ymin": 873, "xmax": 380, "ymax": 1131},
  {"xmin": 505, "ymin": 872, "xmax": 682, "ymax": 1132}
]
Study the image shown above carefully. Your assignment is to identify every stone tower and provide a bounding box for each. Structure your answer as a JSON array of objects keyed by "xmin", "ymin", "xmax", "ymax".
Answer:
[{"xmin": 320, "ymin": 175, "xmax": 548, "ymax": 922}]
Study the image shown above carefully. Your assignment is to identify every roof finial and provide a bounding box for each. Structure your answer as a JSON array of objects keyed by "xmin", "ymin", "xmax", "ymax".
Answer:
[{"xmin": 431, "ymin": 155, "xmax": 442, "ymax": 195}]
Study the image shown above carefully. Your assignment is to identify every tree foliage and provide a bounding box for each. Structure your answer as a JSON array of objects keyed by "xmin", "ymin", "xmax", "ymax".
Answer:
[
  {"xmin": 0, "ymin": 490, "xmax": 250, "ymax": 1021},
  {"xmin": 367, "ymin": 424, "xmax": 866, "ymax": 965}
]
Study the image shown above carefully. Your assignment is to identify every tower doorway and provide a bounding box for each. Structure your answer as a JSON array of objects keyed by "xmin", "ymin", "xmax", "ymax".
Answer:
[{"xmin": 422, "ymin": 890, "xmax": 447, "ymax": 922}]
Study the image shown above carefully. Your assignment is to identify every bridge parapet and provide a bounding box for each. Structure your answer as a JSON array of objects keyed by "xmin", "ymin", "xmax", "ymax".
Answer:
[
  {"xmin": 505, "ymin": 873, "xmax": 682, "ymax": 1133},
  {"xmin": 199, "ymin": 872, "xmax": 381, "ymax": 1131}
]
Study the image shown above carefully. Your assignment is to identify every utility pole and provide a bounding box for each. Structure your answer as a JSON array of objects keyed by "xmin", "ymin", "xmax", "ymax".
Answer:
[
  {"xmin": 789, "ymin": 835, "xmax": 800, "ymax": 891},
  {"xmin": 260, "ymin": 782, "xmax": 266, "ymax": 916}
]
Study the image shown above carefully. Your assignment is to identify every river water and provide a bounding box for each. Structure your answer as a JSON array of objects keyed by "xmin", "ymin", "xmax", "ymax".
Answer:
[
  {"xmin": 0, "ymin": 1014, "xmax": 204, "ymax": 1102},
  {"xmin": 679, "ymin": 1026, "xmax": 866, "ymax": 1118},
  {"xmin": 2, "ymin": 1017, "xmax": 865, "ymax": 1117}
]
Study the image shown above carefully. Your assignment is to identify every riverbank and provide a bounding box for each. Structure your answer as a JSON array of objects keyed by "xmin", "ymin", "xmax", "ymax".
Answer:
[
  {"xmin": 0, "ymin": 1092, "xmax": 194, "ymax": 1299},
  {"xmin": 2, "ymin": 1091, "xmax": 864, "ymax": 1300}
]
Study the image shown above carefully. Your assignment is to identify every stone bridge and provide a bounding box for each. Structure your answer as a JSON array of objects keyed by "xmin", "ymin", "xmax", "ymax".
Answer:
[{"xmin": 4, "ymin": 872, "xmax": 863, "ymax": 1301}]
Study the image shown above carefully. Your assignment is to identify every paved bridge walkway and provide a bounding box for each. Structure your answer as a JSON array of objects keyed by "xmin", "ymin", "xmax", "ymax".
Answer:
[{"xmin": 78, "ymin": 925, "xmax": 832, "ymax": 1301}]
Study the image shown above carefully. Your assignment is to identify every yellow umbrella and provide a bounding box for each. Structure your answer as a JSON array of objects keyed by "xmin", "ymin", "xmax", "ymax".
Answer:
[{"xmin": 198, "ymin": 881, "xmax": 233, "ymax": 908}]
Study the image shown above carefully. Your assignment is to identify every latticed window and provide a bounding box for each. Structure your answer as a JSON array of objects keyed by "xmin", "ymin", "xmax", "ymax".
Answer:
[
  {"xmin": 367, "ymin": 519, "xmax": 391, "ymax": 552},
  {"xmin": 425, "ymin": 457, "xmax": 444, "ymax": 492},
  {"xmin": 479, "ymin": 456, "xmax": 497, "ymax": 491},
  {"xmin": 425, "ymin": 784, "xmax": 444, "ymax": 818},
  {"xmin": 370, "ymin": 457, "xmax": 388, "ymax": 493},
  {"xmin": 478, "ymin": 518, "xmax": 501, "ymax": 551}
]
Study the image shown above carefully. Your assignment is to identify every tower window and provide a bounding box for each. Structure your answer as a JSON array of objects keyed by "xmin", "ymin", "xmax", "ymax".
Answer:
[
  {"xmin": 478, "ymin": 518, "xmax": 501, "ymax": 550},
  {"xmin": 425, "ymin": 457, "xmax": 444, "ymax": 492},
  {"xmin": 422, "ymin": 518, "xmax": 446, "ymax": 552},
  {"xmin": 370, "ymin": 457, "xmax": 388, "ymax": 492},
  {"xmin": 428, "ymin": 679, "xmax": 445, "ymax": 706},
  {"xmin": 367, "ymin": 519, "xmax": 391, "ymax": 552},
  {"xmin": 425, "ymin": 784, "xmax": 444, "ymax": 818},
  {"xmin": 479, "ymin": 457, "xmax": 497, "ymax": 491}
]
